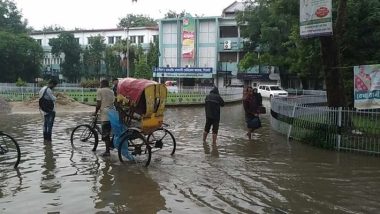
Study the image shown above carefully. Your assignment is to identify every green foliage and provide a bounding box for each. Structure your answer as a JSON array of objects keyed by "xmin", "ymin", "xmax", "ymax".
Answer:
[
  {"xmin": 42, "ymin": 24, "xmax": 65, "ymax": 32},
  {"xmin": 164, "ymin": 10, "xmax": 187, "ymax": 18},
  {"xmin": 301, "ymin": 129, "xmax": 335, "ymax": 150},
  {"xmin": 82, "ymin": 35, "xmax": 106, "ymax": 79},
  {"xmin": 105, "ymin": 47, "xmax": 122, "ymax": 78},
  {"xmin": 49, "ymin": 32, "xmax": 81, "ymax": 82},
  {"xmin": 15, "ymin": 77, "xmax": 26, "ymax": 86},
  {"xmin": 118, "ymin": 14, "xmax": 157, "ymax": 28},
  {"xmin": 237, "ymin": 0, "xmax": 380, "ymax": 102},
  {"xmin": 0, "ymin": 0, "xmax": 27, "ymax": 34},
  {"xmin": 0, "ymin": 0, "xmax": 43, "ymax": 82},
  {"xmin": 0, "ymin": 31, "xmax": 43, "ymax": 82},
  {"xmin": 147, "ymin": 40, "xmax": 159, "ymax": 70},
  {"xmin": 80, "ymin": 79, "xmax": 100, "ymax": 88},
  {"xmin": 134, "ymin": 54, "xmax": 151, "ymax": 79}
]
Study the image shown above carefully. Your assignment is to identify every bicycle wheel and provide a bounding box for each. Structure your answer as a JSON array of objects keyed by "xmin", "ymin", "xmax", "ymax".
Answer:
[
  {"xmin": 0, "ymin": 133, "xmax": 21, "ymax": 168},
  {"xmin": 118, "ymin": 129, "xmax": 151, "ymax": 167},
  {"xmin": 147, "ymin": 128, "xmax": 176, "ymax": 155},
  {"xmin": 70, "ymin": 125, "xmax": 98, "ymax": 151}
]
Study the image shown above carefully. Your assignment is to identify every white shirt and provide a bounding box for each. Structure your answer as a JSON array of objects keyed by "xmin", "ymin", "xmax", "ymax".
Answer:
[{"xmin": 39, "ymin": 86, "xmax": 56, "ymax": 114}]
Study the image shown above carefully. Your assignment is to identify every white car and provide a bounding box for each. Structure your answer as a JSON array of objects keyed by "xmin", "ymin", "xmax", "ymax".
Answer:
[{"xmin": 258, "ymin": 85, "xmax": 288, "ymax": 98}]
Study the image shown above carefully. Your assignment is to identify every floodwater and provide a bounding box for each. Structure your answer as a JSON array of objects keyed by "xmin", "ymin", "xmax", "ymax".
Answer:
[{"xmin": 1, "ymin": 101, "xmax": 380, "ymax": 214}]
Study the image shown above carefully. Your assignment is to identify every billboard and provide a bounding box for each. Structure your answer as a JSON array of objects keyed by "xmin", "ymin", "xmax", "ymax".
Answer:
[
  {"xmin": 182, "ymin": 17, "xmax": 195, "ymax": 58},
  {"xmin": 354, "ymin": 64, "xmax": 380, "ymax": 109},
  {"xmin": 153, "ymin": 67, "xmax": 213, "ymax": 78},
  {"xmin": 300, "ymin": 0, "xmax": 333, "ymax": 38}
]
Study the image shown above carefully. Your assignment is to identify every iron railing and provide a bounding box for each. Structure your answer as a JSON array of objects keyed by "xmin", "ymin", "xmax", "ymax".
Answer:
[{"xmin": 271, "ymin": 91, "xmax": 380, "ymax": 155}]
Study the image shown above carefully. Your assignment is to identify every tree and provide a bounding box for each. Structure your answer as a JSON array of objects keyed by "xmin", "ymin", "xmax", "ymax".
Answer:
[
  {"xmin": 164, "ymin": 10, "xmax": 187, "ymax": 18},
  {"xmin": 237, "ymin": 0, "xmax": 377, "ymax": 107},
  {"xmin": 83, "ymin": 35, "xmax": 106, "ymax": 79},
  {"xmin": 0, "ymin": 0, "xmax": 43, "ymax": 82},
  {"xmin": 105, "ymin": 46, "xmax": 122, "ymax": 78},
  {"xmin": 118, "ymin": 14, "xmax": 157, "ymax": 28},
  {"xmin": 147, "ymin": 39, "xmax": 159, "ymax": 70},
  {"xmin": 0, "ymin": 0, "xmax": 27, "ymax": 34},
  {"xmin": 42, "ymin": 25, "xmax": 65, "ymax": 32},
  {"xmin": 49, "ymin": 32, "xmax": 81, "ymax": 82},
  {"xmin": 134, "ymin": 54, "xmax": 151, "ymax": 79}
]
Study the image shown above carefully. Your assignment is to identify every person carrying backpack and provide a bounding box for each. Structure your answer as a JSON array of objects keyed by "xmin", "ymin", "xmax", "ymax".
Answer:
[
  {"xmin": 39, "ymin": 79, "xmax": 58, "ymax": 143},
  {"xmin": 203, "ymin": 87, "xmax": 225, "ymax": 144}
]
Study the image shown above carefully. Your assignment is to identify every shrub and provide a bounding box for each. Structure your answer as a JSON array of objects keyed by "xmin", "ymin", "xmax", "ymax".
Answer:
[
  {"xmin": 15, "ymin": 77, "xmax": 27, "ymax": 87},
  {"xmin": 80, "ymin": 80, "xmax": 100, "ymax": 88}
]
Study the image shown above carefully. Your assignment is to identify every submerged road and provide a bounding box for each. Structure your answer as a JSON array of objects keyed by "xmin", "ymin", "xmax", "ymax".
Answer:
[{"xmin": 1, "ymin": 101, "xmax": 380, "ymax": 213}]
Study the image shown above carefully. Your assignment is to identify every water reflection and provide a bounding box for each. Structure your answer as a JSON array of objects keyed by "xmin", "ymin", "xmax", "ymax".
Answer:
[
  {"xmin": 95, "ymin": 163, "xmax": 166, "ymax": 213},
  {"xmin": 0, "ymin": 104, "xmax": 380, "ymax": 213},
  {"xmin": 40, "ymin": 143, "xmax": 61, "ymax": 193}
]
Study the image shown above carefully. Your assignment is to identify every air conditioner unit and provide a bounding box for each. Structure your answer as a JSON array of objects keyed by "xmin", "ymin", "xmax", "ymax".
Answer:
[{"xmin": 224, "ymin": 40, "xmax": 232, "ymax": 50}]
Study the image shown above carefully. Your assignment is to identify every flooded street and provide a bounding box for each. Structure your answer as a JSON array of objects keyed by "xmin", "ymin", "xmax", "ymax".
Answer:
[{"xmin": 1, "ymin": 102, "xmax": 380, "ymax": 213}]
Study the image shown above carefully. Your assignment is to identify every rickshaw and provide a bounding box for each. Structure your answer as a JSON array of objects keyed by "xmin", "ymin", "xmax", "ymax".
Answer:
[
  {"xmin": 114, "ymin": 78, "xmax": 176, "ymax": 166},
  {"xmin": 70, "ymin": 78, "xmax": 176, "ymax": 167}
]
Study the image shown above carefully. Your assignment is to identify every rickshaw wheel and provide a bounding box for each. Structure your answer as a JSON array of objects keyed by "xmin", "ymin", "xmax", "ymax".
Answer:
[
  {"xmin": 70, "ymin": 125, "xmax": 99, "ymax": 152},
  {"xmin": 147, "ymin": 128, "xmax": 176, "ymax": 155},
  {"xmin": 118, "ymin": 129, "xmax": 151, "ymax": 167}
]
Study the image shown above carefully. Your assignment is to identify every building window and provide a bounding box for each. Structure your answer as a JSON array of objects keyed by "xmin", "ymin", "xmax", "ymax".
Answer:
[
  {"xmin": 162, "ymin": 23, "xmax": 177, "ymax": 45},
  {"xmin": 220, "ymin": 52, "xmax": 237, "ymax": 62},
  {"xmin": 108, "ymin": 36, "xmax": 114, "ymax": 44},
  {"xmin": 153, "ymin": 35, "xmax": 158, "ymax": 42},
  {"xmin": 219, "ymin": 26, "xmax": 238, "ymax": 38},
  {"xmin": 198, "ymin": 47, "xmax": 215, "ymax": 68},
  {"xmin": 115, "ymin": 36, "xmax": 122, "ymax": 43},
  {"xmin": 199, "ymin": 21, "xmax": 216, "ymax": 44},
  {"xmin": 75, "ymin": 38, "xmax": 80, "ymax": 44},
  {"xmin": 36, "ymin": 39, "xmax": 42, "ymax": 45},
  {"xmin": 163, "ymin": 48, "xmax": 177, "ymax": 67},
  {"xmin": 138, "ymin": 35, "xmax": 144, "ymax": 44},
  {"xmin": 130, "ymin": 36, "xmax": 136, "ymax": 43}
]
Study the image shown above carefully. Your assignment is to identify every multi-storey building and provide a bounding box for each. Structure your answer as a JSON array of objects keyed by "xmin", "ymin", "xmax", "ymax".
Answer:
[
  {"xmin": 156, "ymin": 1, "xmax": 281, "ymax": 87},
  {"xmin": 30, "ymin": 27, "xmax": 158, "ymax": 79}
]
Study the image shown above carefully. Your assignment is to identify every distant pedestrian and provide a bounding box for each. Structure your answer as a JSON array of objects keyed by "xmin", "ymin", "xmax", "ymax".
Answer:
[
  {"xmin": 94, "ymin": 79, "xmax": 115, "ymax": 156},
  {"xmin": 203, "ymin": 87, "xmax": 225, "ymax": 144},
  {"xmin": 39, "ymin": 79, "xmax": 58, "ymax": 143},
  {"xmin": 243, "ymin": 86, "xmax": 261, "ymax": 140}
]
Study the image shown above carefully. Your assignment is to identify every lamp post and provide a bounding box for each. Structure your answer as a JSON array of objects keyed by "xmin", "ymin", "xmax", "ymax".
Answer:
[{"xmin": 126, "ymin": 26, "xmax": 130, "ymax": 77}]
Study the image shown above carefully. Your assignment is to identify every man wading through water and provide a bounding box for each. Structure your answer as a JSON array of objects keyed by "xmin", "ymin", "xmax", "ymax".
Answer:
[
  {"xmin": 203, "ymin": 87, "xmax": 225, "ymax": 144},
  {"xmin": 94, "ymin": 80, "xmax": 115, "ymax": 156},
  {"xmin": 39, "ymin": 79, "xmax": 58, "ymax": 143}
]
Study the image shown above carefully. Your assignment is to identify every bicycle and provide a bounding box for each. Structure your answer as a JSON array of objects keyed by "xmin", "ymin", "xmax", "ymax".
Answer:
[
  {"xmin": 70, "ymin": 113, "xmax": 152, "ymax": 167},
  {"xmin": 70, "ymin": 114, "xmax": 100, "ymax": 152},
  {"xmin": 0, "ymin": 131, "xmax": 21, "ymax": 168}
]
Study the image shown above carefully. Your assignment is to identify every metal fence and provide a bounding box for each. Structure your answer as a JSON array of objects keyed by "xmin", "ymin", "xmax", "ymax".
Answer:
[
  {"xmin": 0, "ymin": 86, "xmax": 243, "ymax": 105},
  {"xmin": 271, "ymin": 91, "xmax": 380, "ymax": 155}
]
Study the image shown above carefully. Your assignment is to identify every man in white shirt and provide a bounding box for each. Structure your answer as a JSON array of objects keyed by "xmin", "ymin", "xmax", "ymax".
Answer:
[
  {"xmin": 39, "ymin": 79, "xmax": 58, "ymax": 143},
  {"xmin": 94, "ymin": 79, "xmax": 115, "ymax": 156}
]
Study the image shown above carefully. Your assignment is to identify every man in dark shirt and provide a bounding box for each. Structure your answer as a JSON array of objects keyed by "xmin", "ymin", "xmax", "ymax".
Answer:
[{"xmin": 203, "ymin": 87, "xmax": 225, "ymax": 144}]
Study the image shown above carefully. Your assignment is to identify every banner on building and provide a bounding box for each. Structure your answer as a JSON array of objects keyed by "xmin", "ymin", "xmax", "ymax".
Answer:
[
  {"xmin": 153, "ymin": 67, "xmax": 212, "ymax": 78},
  {"xmin": 182, "ymin": 17, "xmax": 195, "ymax": 58},
  {"xmin": 354, "ymin": 64, "xmax": 380, "ymax": 109},
  {"xmin": 300, "ymin": 0, "xmax": 333, "ymax": 38}
]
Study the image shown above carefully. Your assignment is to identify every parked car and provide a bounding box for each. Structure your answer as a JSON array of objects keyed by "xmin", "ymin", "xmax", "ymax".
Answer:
[{"xmin": 258, "ymin": 85, "xmax": 288, "ymax": 98}]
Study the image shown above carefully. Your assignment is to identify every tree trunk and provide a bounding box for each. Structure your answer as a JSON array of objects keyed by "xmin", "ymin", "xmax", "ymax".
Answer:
[
  {"xmin": 319, "ymin": 0, "xmax": 348, "ymax": 107},
  {"xmin": 320, "ymin": 37, "xmax": 346, "ymax": 107}
]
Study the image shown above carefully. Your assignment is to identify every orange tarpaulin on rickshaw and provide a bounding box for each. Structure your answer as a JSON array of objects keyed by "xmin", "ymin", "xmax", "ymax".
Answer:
[{"xmin": 117, "ymin": 78, "xmax": 158, "ymax": 103}]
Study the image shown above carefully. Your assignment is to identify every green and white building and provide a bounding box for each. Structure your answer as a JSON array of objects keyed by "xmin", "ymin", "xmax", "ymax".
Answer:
[{"xmin": 156, "ymin": 1, "xmax": 281, "ymax": 87}]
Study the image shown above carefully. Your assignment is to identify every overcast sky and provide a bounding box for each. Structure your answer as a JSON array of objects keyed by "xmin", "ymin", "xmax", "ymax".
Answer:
[{"xmin": 14, "ymin": 0, "xmax": 237, "ymax": 30}]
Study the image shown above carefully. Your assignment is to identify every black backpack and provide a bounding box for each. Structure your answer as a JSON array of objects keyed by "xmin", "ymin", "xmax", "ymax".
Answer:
[{"xmin": 39, "ymin": 87, "xmax": 54, "ymax": 112}]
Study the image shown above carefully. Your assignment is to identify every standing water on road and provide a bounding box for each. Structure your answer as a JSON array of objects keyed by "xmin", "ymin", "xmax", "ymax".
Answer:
[{"xmin": 1, "ymin": 102, "xmax": 380, "ymax": 213}]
